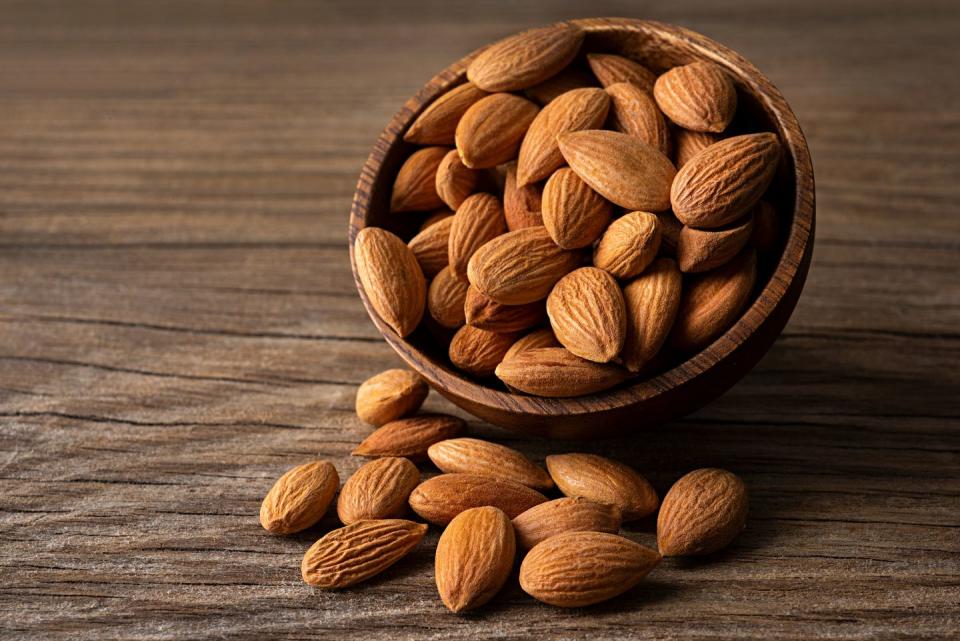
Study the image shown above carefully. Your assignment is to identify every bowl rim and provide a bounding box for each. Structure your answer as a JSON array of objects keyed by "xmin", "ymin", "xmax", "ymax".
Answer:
[{"xmin": 348, "ymin": 17, "xmax": 815, "ymax": 418}]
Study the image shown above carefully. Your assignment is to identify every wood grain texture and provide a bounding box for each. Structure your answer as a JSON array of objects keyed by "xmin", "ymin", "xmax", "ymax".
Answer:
[{"xmin": 1, "ymin": 1, "xmax": 958, "ymax": 640}]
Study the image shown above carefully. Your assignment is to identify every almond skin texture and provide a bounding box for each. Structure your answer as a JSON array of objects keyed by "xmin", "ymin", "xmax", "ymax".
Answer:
[
  {"xmin": 408, "ymin": 473, "xmax": 547, "ymax": 526},
  {"xmin": 259, "ymin": 461, "xmax": 339, "ymax": 535},
  {"xmin": 390, "ymin": 146, "xmax": 449, "ymax": 212},
  {"xmin": 503, "ymin": 163, "xmax": 544, "ymax": 230},
  {"xmin": 606, "ymin": 82, "xmax": 671, "ymax": 157},
  {"xmin": 519, "ymin": 531, "xmax": 661, "ymax": 607},
  {"xmin": 464, "ymin": 285, "xmax": 546, "ymax": 333},
  {"xmin": 653, "ymin": 61, "xmax": 737, "ymax": 133},
  {"xmin": 353, "ymin": 414, "xmax": 466, "ymax": 461},
  {"xmin": 301, "ymin": 519, "xmax": 427, "ymax": 588},
  {"xmin": 428, "ymin": 437, "xmax": 554, "ymax": 490},
  {"xmin": 546, "ymin": 453, "xmax": 659, "ymax": 521},
  {"xmin": 657, "ymin": 468, "xmax": 748, "ymax": 556},
  {"xmin": 517, "ymin": 87, "xmax": 610, "ymax": 187},
  {"xmin": 448, "ymin": 192, "xmax": 506, "ymax": 281},
  {"xmin": 503, "ymin": 328, "xmax": 560, "ymax": 362},
  {"xmin": 455, "ymin": 93, "xmax": 540, "ymax": 169},
  {"xmin": 467, "ymin": 226, "xmax": 580, "ymax": 305},
  {"xmin": 448, "ymin": 325, "xmax": 519, "ymax": 377},
  {"xmin": 512, "ymin": 497, "xmax": 622, "ymax": 549},
  {"xmin": 525, "ymin": 67, "xmax": 596, "ymax": 105},
  {"xmin": 435, "ymin": 507, "xmax": 516, "ymax": 613},
  {"xmin": 559, "ymin": 129, "xmax": 676, "ymax": 212},
  {"xmin": 547, "ymin": 267, "xmax": 626, "ymax": 363},
  {"xmin": 622, "ymin": 258, "xmax": 682, "ymax": 372},
  {"xmin": 495, "ymin": 347, "xmax": 629, "ymax": 398},
  {"xmin": 436, "ymin": 148, "xmax": 480, "ymax": 210},
  {"xmin": 542, "ymin": 168, "xmax": 613, "ymax": 250},
  {"xmin": 750, "ymin": 200, "xmax": 780, "ymax": 253},
  {"xmin": 586, "ymin": 53, "xmax": 656, "ymax": 92},
  {"xmin": 408, "ymin": 215, "xmax": 452, "ymax": 279},
  {"xmin": 428, "ymin": 265, "xmax": 469, "ymax": 329},
  {"xmin": 404, "ymin": 82, "xmax": 489, "ymax": 145},
  {"xmin": 336, "ymin": 457, "xmax": 420, "ymax": 524},
  {"xmin": 674, "ymin": 128, "xmax": 720, "ymax": 168},
  {"xmin": 593, "ymin": 211, "xmax": 662, "ymax": 280},
  {"xmin": 671, "ymin": 132, "xmax": 781, "ymax": 229},
  {"xmin": 669, "ymin": 249, "xmax": 757, "ymax": 353},
  {"xmin": 678, "ymin": 215, "xmax": 754, "ymax": 273},
  {"xmin": 354, "ymin": 227, "xmax": 426, "ymax": 338},
  {"xmin": 355, "ymin": 368, "xmax": 428, "ymax": 426},
  {"xmin": 467, "ymin": 23, "xmax": 585, "ymax": 92}
]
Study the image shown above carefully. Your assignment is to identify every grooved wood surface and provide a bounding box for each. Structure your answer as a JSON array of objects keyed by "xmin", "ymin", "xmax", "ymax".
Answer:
[{"xmin": 1, "ymin": 1, "xmax": 958, "ymax": 639}]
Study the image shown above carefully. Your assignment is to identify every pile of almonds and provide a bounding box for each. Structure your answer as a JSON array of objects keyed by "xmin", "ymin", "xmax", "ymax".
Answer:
[
  {"xmin": 260, "ymin": 367, "xmax": 749, "ymax": 611},
  {"xmin": 354, "ymin": 22, "xmax": 784, "ymax": 397}
]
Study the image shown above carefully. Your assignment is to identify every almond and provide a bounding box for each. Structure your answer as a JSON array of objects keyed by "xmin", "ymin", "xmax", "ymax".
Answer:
[
  {"xmin": 301, "ymin": 519, "xmax": 427, "ymax": 588},
  {"xmin": 519, "ymin": 531, "xmax": 661, "ymax": 607},
  {"xmin": 390, "ymin": 146, "xmax": 449, "ymax": 212},
  {"xmin": 677, "ymin": 215, "xmax": 754, "ymax": 273},
  {"xmin": 435, "ymin": 507, "xmax": 516, "ymax": 612},
  {"xmin": 558, "ymin": 129, "xmax": 675, "ymax": 211},
  {"xmin": 355, "ymin": 368, "xmax": 428, "ymax": 426},
  {"xmin": 428, "ymin": 265, "xmax": 469, "ymax": 329},
  {"xmin": 586, "ymin": 53, "xmax": 656, "ymax": 92},
  {"xmin": 512, "ymin": 497, "xmax": 622, "ymax": 549},
  {"xmin": 669, "ymin": 249, "xmax": 757, "ymax": 352},
  {"xmin": 545, "ymin": 453, "xmax": 658, "ymax": 521},
  {"xmin": 503, "ymin": 163, "xmax": 544, "ymax": 231},
  {"xmin": 547, "ymin": 267, "xmax": 626, "ymax": 363},
  {"xmin": 455, "ymin": 93, "xmax": 540, "ymax": 169},
  {"xmin": 541, "ymin": 168, "xmax": 613, "ymax": 249},
  {"xmin": 657, "ymin": 468, "xmax": 748, "ymax": 556},
  {"xmin": 448, "ymin": 325, "xmax": 519, "ymax": 377},
  {"xmin": 502, "ymin": 328, "xmax": 560, "ymax": 362},
  {"xmin": 592, "ymin": 211, "xmax": 662, "ymax": 280},
  {"xmin": 674, "ymin": 128, "xmax": 719, "ymax": 168},
  {"xmin": 420, "ymin": 208, "xmax": 454, "ymax": 231},
  {"xmin": 259, "ymin": 460, "xmax": 339, "ymax": 535},
  {"xmin": 671, "ymin": 132, "xmax": 781, "ymax": 229},
  {"xmin": 435, "ymin": 148, "xmax": 480, "ymax": 210},
  {"xmin": 408, "ymin": 215, "xmax": 453, "ymax": 278},
  {"xmin": 405, "ymin": 82, "xmax": 489, "ymax": 145},
  {"xmin": 495, "ymin": 347, "xmax": 628, "ymax": 398},
  {"xmin": 516, "ymin": 87, "xmax": 610, "ymax": 186},
  {"xmin": 464, "ymin": 285, "xmax": 545, "ymax": 333},
  {"xmin": 336, "ymin": 457, "xmax": 420, "ymax": 524},
  {"xmin": 621, "ymin": 258, "xmax": 682, "ymax": 372},
  {"xmin": 525, "ymin": 67, "xmax": 596, "ymax": 105},
  {"xmin": 467, "ymin": 226, "xmax": 580, "ymax": 305},
  {"xmin": 656, "ymin": 210, "xmax": 683, "ymax": 256},
  {"xmin": 354, "ymin": 227, "xmax": 426, "ymax": 337},
  {"xmin": 408, "ymin": 473, "xmax": 547, "ymax": 525},
  {"xmin": 427, "ymin": 437, "xmax": 553, "ymax": 490},
  {"xmin": 353, "ymin": 414, "xmax": 467, "ymax": 461},
  {"xmin": 749, "ymin": 200, "xmax": 779, "ymax": 253},
  {"xmin": 467, "ymin": 23, "xmax": 585, "ymax": 92},
  {"xmin": 448, "ymin": 192, "xmax": 506, "ymax": 280},
  {"xmin": 606, "ymin": 82, "xmax": 671, "ymax": 157},
  {"xmin": 653, "ymin": 61, "xmax": 737, "ymax": 133}
]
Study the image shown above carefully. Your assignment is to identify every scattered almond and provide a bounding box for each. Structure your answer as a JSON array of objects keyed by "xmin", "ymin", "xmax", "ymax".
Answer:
[
  {"xmin": 525, "ymin": 67, "xmax": 596, "ymax": 105},
  {"xmin": 428, "ymin": 265, "xmax": 469, "ymax": 329},
  {"xmin": 502, "ymin": 328, "xmax": 560, "ymax": 363},
  {"xmin": 606, "ymin": 81, "xmax": 671, "ymax": 156},
  {"xmin": 436, "ymin": 148, "xmax": 480, "ymax": 210},
  {"xmin": 337, "ymin": 457, "xmax": 420, "ymax": 524},
  {"xmin": 455, "ymin": 93, "xmax": 540, "ymax": 169},
  {"xmin": 545, "ymin": 453, "xmax": 658, "ymax": 521},
  {"xmin": 427, "ymin": 437, "xmax": 553, "ymax": 490},
  {"xmin": 353, "ymin": 414, "xmax": 467, "ymax": 461},
  {"xmin": 355, "ymin": 368, "xmax": 428, "ymax": 426},
  {"xmin": 653, "ymin": 61, "xmax": 737, "ymax": 133},
  {"xmin": 354, "ymin": 227, "xmax": 426, "ymax": 338},
  {"xmin": 592, "ymin": 211, "xmax": 662, "ymax": 280},
  {"xmin": 467, "ymin": 23, "xmax": 585, "ymax": 92},
  {"xmin": 541, "ymin": 167, "xmax": 613, "ymax": 250},
  {"xmin": 512, "ymin": 497, "xmax": 622, "ymax": 549},
  {"xmin": 405, "ymin": 82, "xmax": 489, "ymax": 145},
  {"xmin": 448, "ymin": 192, "xmax": 506, "ymax": 281},
  {"xmin": 259, "ymin": 460, "xmax": 339, "ymax": 535},
  {"xmin": 495, "ymin": 347, "xmax": 628, "ymax": 397},
  {"xmin": 586, "ymin": 53, "xmax": 656, "ymax": 92},
  {"xmin": 547, "ymin": 267, "xmax": 626, "ymax": 363},
  {"xmin": 674, "ymin": 128, "xmax": 719, "ymax": 168},
  {"xmin": 464, "ymin": 285, "xmax": 546, "ymax": 333},
  {"xmin": 448, "ymin": 325, "xmax": 519, "ymax": 377},
  {"xmin": 390, "ymin": 146, "xmax": 449, "ymax": 212},
  {"xmin": 657, "ymin": 468, "xmax": 748, "ymax": 556},
  {"xmin": 408, "ymin": 215, "xmax": 453, "ymax": 278},
  {"xmin": 621, "ymin": 258, "xmax": 682, "ymax": 372},
  {"xmin": 503, "ymin": 162, "xmax": 544, "ymax": 230},
  {"xmin": 408, "ymin": 473, "xmax": 547, "ymax": 525},
  {"xmin": 678, "ymin": 215, "xmax": 754, "ymax": 273}
]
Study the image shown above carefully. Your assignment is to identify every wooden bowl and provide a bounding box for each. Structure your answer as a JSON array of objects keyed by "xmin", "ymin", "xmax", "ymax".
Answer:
[{"xmin": 348, "ymin": 18, "xmax": 815, "ymax": 439}]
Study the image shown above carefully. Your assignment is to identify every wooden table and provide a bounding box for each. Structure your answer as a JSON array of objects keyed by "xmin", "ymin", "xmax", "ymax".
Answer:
[{"xmin": 2, "ymin": 1, "xmax": 958, "ymax": 639}]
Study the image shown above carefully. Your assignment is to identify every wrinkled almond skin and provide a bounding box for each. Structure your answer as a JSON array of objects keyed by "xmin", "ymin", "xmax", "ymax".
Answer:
[
  {"xmin": 542, "ymin": 168, "xmax": 613, "ymax": 250},
  {"xmin": 516, "ymin": 87, "xmax": 610, "ymax": 187},
  {"xmin": 674, "ymin": 128, "xmax": 720, "ymax": 169},
  {"xmin": 622, "ymin": 258, "xmax": 682, "ymax": 372},
  {"xmin": 390, "ymin": 146, "xmax": 449, "ymax": 212},
  {"xmin": 355, "ymin": 368, "xmax": 428, "ymax": 426},
  {"xmin": 435, "ymin": 507, "xmax": 516, "ymax": 613},
  {"xmin": 750, "ymin": 200, "xmax": 780, "ymax": 253},
  {"xmin": 669, "ymin": 249, "xmax": 757, "ymax": 353},
  {"xmin": 519, "ymin": 531, "xmax": 661, "ymax": 607},
  {"xmin": 559, "ymin": 129, "xmax": 676, "ymax": 212},
  {"xmin": 654, "ymin": 61, "xmax": 737, "ymax": 133},
  {"xmin": 408, "ymin": 215, "xmax": 452, "ymax": 279},
  {"xmin": 301, "ymin": 519, "xmax": 427, "ymax": 588},
  {"xmin": 353, "ymin": 414, "xmax": 466, "ymax": 461},
  {"xmin": 546, "ymin": 453, "xmax": 659, "ymax": 521},
  {"xmin": 495, "ymin": 347, "xmax": 629, "ymax": 398},
  {"xmin": 547, "ymin": 267, "xmax": 626, "ymax": 363},
  {"xmin": 502, "ymin": 328, "xmax": 560, "ymax": 363},
  {"xmin": 455, "ymin": 93, "xmax": 540, "ymax": 169},
  {"xmin": 404, "ymin": 82, "xmax": 489, "ymax": 145},
  {"xmin": 671, "ymin": 132, "xmax": 781, "ymax": 229},
  {"xmin": 593, "ymin": 211, "xmax": 662, "ymax": 280},
  {"xmin": 467, "ymin": 23, "xmax": 585, "ymax": 92},
  {"xmin": 354, "ymin": 227, "xmax": 426, "ymax": 338},
  {"xmin": 586, "ymin": 53, "xmax": 656, "ymax": 92},
  {"xmin": 657, "ymin": 468, "xmax": 748, "ymax": 556},
  {"xmin": 436, "ymin": 148, "xmax": 480, "ymax": 210},
  {"xmin": 427, "ymin": 437, "xmax": 554, "ymax": 490},
  {"xmin": 467, "ymin": 226, "xmax": 580, "ymax": 305},
  {"xmin": 606, "ymin": 82, "xmax": 671, "ymax": 157},
  {"xmin": 428, "ymin": 265, "xmax": 469, "ymax": 329},
  {"xmin": 512, "ymin": 497, "xmax": 622, "ymax": 549},
  {"xmin": 259, "ymin": 460, "xmax": 340, "ymax": 535},
  {"xmin": 448, "ymin": 325, "xmax": 519, "ymax": 377},
  {"xmin": 464, "ymin": 285, "xmax": 546, "ymax": 333},
  {"xmin": 448, "ymin": 192, "xmax": 506, "ymax": 281},
  {"xmin": 336, "ymin": 457, "xmax": 420, "ymax": 524},
  {"xmin": 525, "ymin": 67, "xmax": 596, "ymax": 105},
  {"xmin": 503, "ymin": 163, "xmax": 544, "ymax": 231},
  {"xmin": 678, "ymin": 215, "xmax": 754, "ymax": 273},
  {"xmin": 408, "ymin": 473, "xmax": 547, "ymax": 526}
]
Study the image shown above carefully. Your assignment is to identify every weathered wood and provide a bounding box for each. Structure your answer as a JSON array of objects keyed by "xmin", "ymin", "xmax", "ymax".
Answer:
[{"xmin": 1, "ymin": 1, "xmax": 958, "ymax": 639}]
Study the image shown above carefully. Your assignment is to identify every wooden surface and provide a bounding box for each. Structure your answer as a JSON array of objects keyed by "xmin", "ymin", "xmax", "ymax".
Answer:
[{"xmin": 1, "ymin": 1, "xmax": 958, "ymax": 639}]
